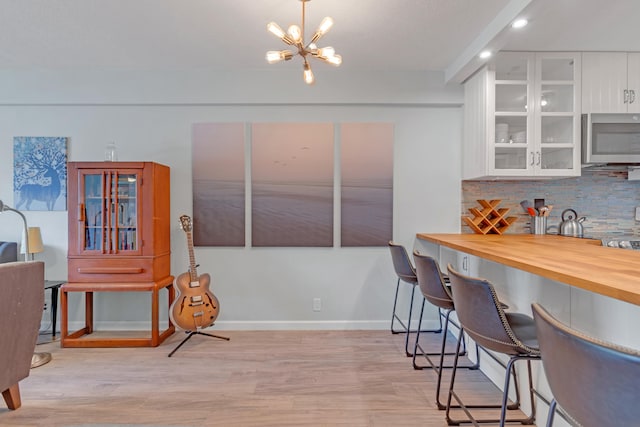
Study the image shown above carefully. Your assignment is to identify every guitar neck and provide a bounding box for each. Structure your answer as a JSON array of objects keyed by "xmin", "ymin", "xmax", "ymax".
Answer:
[{"xmin": 186, "ymin": 230, "xmax": 198, "ymax": 281}]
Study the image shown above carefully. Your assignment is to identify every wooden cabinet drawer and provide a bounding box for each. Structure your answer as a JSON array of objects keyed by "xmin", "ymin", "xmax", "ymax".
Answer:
[{"xmin": 68, "ymin": 257, "xmax": 154, "ymax": 282}]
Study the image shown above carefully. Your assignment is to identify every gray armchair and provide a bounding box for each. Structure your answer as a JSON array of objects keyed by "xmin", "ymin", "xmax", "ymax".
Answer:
[{"xmin": 0, "ymin": 261, "xmax": 44, "ymax": 410}]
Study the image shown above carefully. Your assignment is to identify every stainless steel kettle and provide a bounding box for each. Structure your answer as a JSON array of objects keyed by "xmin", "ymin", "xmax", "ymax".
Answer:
[{"xmin": 559, "ymin": 208, "xmax": 586, "ymax": 237}]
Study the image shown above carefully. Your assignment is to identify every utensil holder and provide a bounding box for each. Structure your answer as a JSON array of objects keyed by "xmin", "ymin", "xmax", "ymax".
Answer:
[{"xmin": 530, "ymin": 216, "xmax": 547, "ymax": 235}]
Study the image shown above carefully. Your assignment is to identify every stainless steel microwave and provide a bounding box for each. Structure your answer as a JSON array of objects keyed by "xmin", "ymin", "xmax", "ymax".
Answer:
[{"xmin": 582, "ymin": 113, "xmax": 640, "ymax": 163}]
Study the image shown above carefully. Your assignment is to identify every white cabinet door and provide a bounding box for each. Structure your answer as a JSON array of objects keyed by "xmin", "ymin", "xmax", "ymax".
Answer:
[
  {"xmin": 627, "ymin": 53, "xmax": 640, "ymax": 113},
  {"xmin": 489, "ymin": 52, "xmax": 534, "ymax": 177},
  {"xmin": 582, "ymin": 52, "xmax": 635, "ymax": 113},
  {"xmin": 535, "ymin": 52, "xmax": 581, "ymax": 177},
  {"xmin": 463, "ymin": 52, "xmax": 581, "ymax": 179},
  {"xmin": 462, "ymin": 65, "xmax": 490, "ymax": 180}
]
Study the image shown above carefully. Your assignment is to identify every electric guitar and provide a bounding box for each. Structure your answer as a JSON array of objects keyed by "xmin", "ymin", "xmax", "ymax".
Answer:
[{"xmin": 169, "ymin": 215, "xmax": 220, "ymax": 331}]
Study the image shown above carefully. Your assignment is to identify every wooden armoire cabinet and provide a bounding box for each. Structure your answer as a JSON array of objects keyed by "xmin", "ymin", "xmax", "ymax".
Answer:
[
  {"xmin": 62, "ymin": 161, "xmax": 175, "ymax": 347},
  {"xmin": 67, "ymin": 161, "xmax": 171, "ymax": 282}
]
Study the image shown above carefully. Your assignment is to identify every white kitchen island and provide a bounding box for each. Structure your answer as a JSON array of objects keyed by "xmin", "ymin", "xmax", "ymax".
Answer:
[{"xmin": 415, "ymin": 233, "xmax": 640, "ymax": 427}]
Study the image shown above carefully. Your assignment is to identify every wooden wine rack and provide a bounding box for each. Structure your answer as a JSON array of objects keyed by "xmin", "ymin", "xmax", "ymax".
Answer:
[{"xmin": 463, "ymin": 199, "xmax": 517, "ymax": 235}]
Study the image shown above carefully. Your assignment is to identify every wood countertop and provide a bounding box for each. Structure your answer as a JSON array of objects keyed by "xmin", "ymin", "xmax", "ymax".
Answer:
[{"xmin": 416, "ymin": 233, "xmax": 640, "ymax": 306}]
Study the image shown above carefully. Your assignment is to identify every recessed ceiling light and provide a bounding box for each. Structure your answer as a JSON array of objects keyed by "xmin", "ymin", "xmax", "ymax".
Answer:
[
  {"xmin": 479, "ymin": 50, "xmax": 492, "ymax": 59},
  {"xmin": 512, "ymin": 18, "xmax": 528, "ymax": 29}
]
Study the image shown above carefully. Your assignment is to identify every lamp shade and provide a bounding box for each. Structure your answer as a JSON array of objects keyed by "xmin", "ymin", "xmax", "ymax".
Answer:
[{"xmin": 21, "ymin": 227, "xmax": 44, "ymax": 254}]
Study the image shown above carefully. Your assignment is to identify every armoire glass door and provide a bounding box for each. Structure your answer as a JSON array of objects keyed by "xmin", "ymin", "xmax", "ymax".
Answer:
[{"xmin": 80, "ymin": 169, "xmax": 140, "ymax": 254}]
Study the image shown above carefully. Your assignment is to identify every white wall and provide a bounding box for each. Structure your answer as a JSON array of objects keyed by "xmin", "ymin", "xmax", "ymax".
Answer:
[{"xmin": 0, "ymin": 68, "xmax": 463, "ymax": 330}]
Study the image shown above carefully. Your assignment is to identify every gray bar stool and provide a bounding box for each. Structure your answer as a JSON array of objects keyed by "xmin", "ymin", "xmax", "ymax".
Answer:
[
  {"xmin": 446, "ymin": 264, "xmax": 540, "ymax": 426},
  {"xmin": 412, "ymin": 251, "xmax": 480, "ymax": 409},
  {"xmin": 388, "ymin": 241, "xmax": 442, "ymax": 356},
  {"xmin": 532, "ymin": 303, "xmax": 640, "ymax": 427}
]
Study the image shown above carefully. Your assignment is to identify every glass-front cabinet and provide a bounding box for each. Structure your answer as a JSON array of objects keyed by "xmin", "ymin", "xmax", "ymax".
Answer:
[
  {"xmin": 492, "ymin": 53, "xmax": 532, "ymax": 172},
  {"xmin": 463, "ymin": 51, "xmax": 581, "ymax": 179},
  {"xmin": 68, "ymin": 161, "xmax": 171, "ymax": 283},
  {"xmin": 536, "ymin": 53, "xmax": 580, "ymax": 175},
  {"xmin": 80, "ymin": 169, "xmax": 140, "ymax": 254}
]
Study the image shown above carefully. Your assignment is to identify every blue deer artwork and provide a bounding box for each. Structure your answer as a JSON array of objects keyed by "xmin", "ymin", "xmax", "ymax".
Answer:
[{"xmin": 15, "ymin": 147, "xmax": 66, "ymax": 211}]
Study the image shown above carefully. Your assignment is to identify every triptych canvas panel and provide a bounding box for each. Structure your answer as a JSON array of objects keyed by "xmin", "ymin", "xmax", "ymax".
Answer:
[
  {"xmin": 192, "ymin": 123, "xmax": 245, "ymax": 247},
  {"xmin": 251, "ymin": 123, "xmax": 334, "ymax": 247}
]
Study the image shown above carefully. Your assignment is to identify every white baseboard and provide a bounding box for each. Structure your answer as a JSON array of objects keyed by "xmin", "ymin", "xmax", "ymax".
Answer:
[{"xmin": 63, "ymin": 319, "xmax": 443, "ymax": 332}]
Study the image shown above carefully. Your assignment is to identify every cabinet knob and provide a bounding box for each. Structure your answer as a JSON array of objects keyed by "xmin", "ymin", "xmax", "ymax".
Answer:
[
  {"xmin": 530, "ymin": 152, "xmax": 535, "ymax": 166},
  {"xmin": 78, "ymin": 204, "xmax": 85, "ymax": 222},
  {"xmin": 624, "ymin": 89, "xmax": 630, "ymax": 104},
  {"xmin": 631, "ymin": 90, "xmax": 636, "ymax": 104}
]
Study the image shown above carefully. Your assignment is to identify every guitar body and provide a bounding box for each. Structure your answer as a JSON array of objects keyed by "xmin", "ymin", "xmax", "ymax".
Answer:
[
  {"xmin": 169, "ymin": 214, "xmax": 221, "ymax": 331},
  {"xmin": 170, "ymin": 272, "xmax": 219, "ymax": 331}
]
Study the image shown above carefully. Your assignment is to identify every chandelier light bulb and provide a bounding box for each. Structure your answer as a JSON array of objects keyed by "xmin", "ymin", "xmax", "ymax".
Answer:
[
  {"xmin": 311, "ymin": 16, "xmax": 334, "ymax": 43},
  {"xmin": 287, "ymin": 25, "xmax": 302, "ymax": 44},
  {"xmin": 325, "ymin": 54, "xmax": 342, "ymax": 66},
  {"xmin": 268, "ymin": 22, "xmax": 294, "ymax": 45},
  {"xmin": 317, "ymin": 46, "xmax": 335, "ymax": 58},
  {"xmin": 303, "ymin": 62, "xmax": 315, "ymax": 85},
  {"xmin": 266, "ymin": 50, "xmax": 293, "ymax": 64},
  {"xmin": 267, "ymin": 22, "xmax": 286, "ymax": 39},
  {"xmin": 318, "ymin": 17, "xmax": 334, "ymax": 33}
]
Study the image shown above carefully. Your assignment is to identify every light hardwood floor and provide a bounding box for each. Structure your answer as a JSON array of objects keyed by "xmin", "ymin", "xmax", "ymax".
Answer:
[{"xmin": 2, "ymin": 330, "xmax": 522, "ymax": 426}]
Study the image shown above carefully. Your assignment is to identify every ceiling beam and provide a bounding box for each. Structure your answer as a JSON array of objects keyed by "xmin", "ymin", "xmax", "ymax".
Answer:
[{"xmin": 444, "ymin": 0, "xmax": 535, "ymax": 84}]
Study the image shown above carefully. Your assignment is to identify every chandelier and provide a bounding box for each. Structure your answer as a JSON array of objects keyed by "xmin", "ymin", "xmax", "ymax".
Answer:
[{"xmin": 266, "ymin": 0, "xmax": 342, "ymax": 85}]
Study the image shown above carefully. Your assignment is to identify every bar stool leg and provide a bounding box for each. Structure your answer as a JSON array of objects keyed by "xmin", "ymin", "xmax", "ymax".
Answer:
[
  {"xmin": 546, "ymin": 399, "xmax": 558, "ymax": 427},
  {"xmin": 392, "ymin": 281, "xmax": 444, "ymax": 357},
  {"xmin": 404, "ymin": 285, "xmax": 416, "ymax": 356},
  {"xmin": 390, "ymin": 278, "xmax": 404, "ymax": 334},
  {"xmin": 432, "ymin": 312, "xmax": 480, "ymax": 410},
  {"xmin": 404, "ymin": 285, "xmax": 444, "ymax": 357},
  {"xmin": 413, "ymin": 305, "xmax": 470, "ymax": 370},
  {"xmin": 445, "ymin": 332, "xmax": 535, "ymax": 426}
]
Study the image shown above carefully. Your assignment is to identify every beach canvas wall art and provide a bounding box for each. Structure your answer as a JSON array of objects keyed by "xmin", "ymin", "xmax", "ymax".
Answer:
[
  {"xmin": 192, "ymin": 123, "xmax": 245, "ymax": 246},
  {"xmin": 341, "ymin": 123, "xmax": 393, "ymax": 246},
  {"xmin": 13, "ymin": 136, "xmax": 67, "ymax": 211},
  {"xmin": 251, "ymin": 123, "xmax": 334, "ymax": 247}
]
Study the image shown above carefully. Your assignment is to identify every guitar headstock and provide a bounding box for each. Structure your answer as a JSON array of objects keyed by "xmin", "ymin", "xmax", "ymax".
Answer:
[{"xmin": 179, "ymin": 215, "xmax": 193, "ymax": 232}]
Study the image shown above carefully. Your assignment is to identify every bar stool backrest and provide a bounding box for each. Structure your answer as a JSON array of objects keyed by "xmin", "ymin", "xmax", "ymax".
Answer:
[
  {"xmin": 388, "ymin": 241, "xmax": 417, "ymax": 284},
  {"xmin": 447, "ymin": 265, "xmax": 535, "ymax": 355},
  {"xmin": 532, "ymin": 303, "xmax": 640, "ymax": 427},
  {"xmin": 413, "ymin": 251, "xmax": 454, "ymax": 310}
]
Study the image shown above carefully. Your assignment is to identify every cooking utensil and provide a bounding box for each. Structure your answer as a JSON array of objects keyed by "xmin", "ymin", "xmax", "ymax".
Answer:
[
  {"xmin": 520, "ymin": 200, "xmax": 531, "ymax": 213},
  {"xmin": 527, "ymin": 207, "xmax": 537, "ymax": 216}
]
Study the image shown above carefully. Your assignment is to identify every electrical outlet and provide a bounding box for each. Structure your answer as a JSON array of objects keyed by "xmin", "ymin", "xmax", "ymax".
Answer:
[
  {"xmin": 636, "ymin": 207, "xmax": 640, "ymax": 221},
  {"xmin": 312, "ymin": 297, "xmax": 322, "ymax": 312}
]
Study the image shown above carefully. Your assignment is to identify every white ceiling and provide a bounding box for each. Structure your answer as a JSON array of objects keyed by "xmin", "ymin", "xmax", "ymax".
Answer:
[{"xmin": 0, "ymin": 0, "xmax": 639, "ymax": 83}]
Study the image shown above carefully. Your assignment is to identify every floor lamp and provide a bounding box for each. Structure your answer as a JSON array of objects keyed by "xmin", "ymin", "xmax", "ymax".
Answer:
[{"xmin": 0, "ymin": 200, "xmax": 52, "ymax": 369}]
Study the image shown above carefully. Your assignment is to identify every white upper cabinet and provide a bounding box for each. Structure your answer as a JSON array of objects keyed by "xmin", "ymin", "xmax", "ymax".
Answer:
[
  {"xmin": 582, "ymin": 52, "xmax": 640, "ymax": 113},
  {"xmin": 463, "ymin": 52, "xmax": 581, "ymax": 180}
]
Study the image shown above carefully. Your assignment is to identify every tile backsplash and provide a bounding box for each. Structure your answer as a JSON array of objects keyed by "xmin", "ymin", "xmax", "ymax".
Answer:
[{"xmin": 462, "ymin": 168, "xmax": 640, "ymax": 236}]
